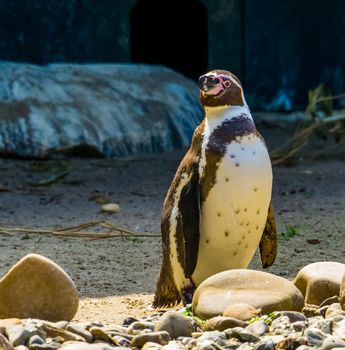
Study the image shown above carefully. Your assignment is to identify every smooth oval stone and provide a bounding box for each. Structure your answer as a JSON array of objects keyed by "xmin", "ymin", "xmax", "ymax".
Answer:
[
  {"xmin": 321, "ymin": 336, "xmax": 345, "ymax": 350},
  {"xmin": 294, "ymin": 262, "xmax": 345, "ymax": 305},
  {"xmin": 245, "ymin": 320, "xmax": 268, "ymax": 336},
  {"xmin": 192, "ymin": 269, "xmax": 304, "ymax": 319},
  {"xmin": 141, "ymin": 342, "xmax": 162, "ymax": 350},
  {"xmin": 204, "ymin": 316, "xmax": 247, "ymax": 331},
  {"xmin": 131, "ymin": 331, "xmax": 170, "ymax": 347},
  {"xmin": 154, "ymin": 311, "xmax": 193, "ymax": 339},
  {"xmin": 0, "ymin": 254, "xmax": 79, "ymax": 321}
]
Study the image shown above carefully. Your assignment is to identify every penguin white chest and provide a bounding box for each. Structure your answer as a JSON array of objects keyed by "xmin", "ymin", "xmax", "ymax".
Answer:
[{"xmin": 192, "ymin": 135, "xmax": 272, "ymax": 285}]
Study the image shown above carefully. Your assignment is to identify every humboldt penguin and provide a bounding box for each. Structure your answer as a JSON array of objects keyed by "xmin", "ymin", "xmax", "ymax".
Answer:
[{"xmin": 153, "ymin": 70, "xmax": 277, "ymax": 307}]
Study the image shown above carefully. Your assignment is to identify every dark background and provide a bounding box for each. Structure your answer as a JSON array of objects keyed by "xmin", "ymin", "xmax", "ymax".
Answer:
[{"xmin": 0, "ymin": 0, "xmax": 344, "ymax": 110}]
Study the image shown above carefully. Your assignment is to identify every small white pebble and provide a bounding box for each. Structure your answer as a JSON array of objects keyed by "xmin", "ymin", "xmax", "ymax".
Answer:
[{"xmin": 101, "ymin": 203, "xmax": 121, "ymax": 213}]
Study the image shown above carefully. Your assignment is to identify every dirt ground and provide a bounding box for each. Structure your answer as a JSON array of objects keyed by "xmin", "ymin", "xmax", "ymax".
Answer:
[{"xmin": 0, "ymin": 121, "xmax": 345, "ymax": 324}]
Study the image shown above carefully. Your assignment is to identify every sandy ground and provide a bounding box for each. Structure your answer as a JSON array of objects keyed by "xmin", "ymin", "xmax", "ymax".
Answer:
[{"xmin": 0, "ymin": 122, "xmax": 345, "ymax": 324}]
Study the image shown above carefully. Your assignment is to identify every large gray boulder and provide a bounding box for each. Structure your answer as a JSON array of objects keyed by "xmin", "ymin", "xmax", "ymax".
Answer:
[{"xmin": 0, "ymin": 63, "xmax": 202, "ymax": 158}]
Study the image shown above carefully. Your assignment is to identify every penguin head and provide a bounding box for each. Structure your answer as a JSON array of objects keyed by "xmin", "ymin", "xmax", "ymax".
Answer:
[{"xmin": 198, "ymin": 70, "xmax": 246, "ymax": 110}]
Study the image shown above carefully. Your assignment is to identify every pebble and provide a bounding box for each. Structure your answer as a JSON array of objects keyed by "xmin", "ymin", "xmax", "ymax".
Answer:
[
  {"xmin": 204, "ymin": 316, "xmax": 247, "ymax": 331},
  {"xmin": 154, "ymin": 311, "xmax": 193, "ymax": 339},
  {"xmin": 131, "ymin": 331, "xmax": 170, "ymax": 347},
  {"xmin": 256, "ymin": 339, "xmax": 275, "ymax": 350},
  {"xmin": 224, "ymin": 327, "xmax": 260, "ymax": 343},
  {"xmin": 101, "ymin": 203, "xmax": 120, "ymax": 213},
  {"xmin": 245, "ymin": 320, "xmax": 268, "ymax": 336},
  {"xmin": 305, "ymin": 327, "xmax": 327, "ymax": 347},
  {"xmin": 127, "ymin": 322, "xmax": 155, "ymax": 335},
  {"xmin": 321, "ymin": 336, "xmax": 345, "ymax": 350},
  {"xmin": 141, "ymin": 342, "xmax": 162, "ymax": 350},
  {"xmin": 66, "ymin": 324, "xmax": 93, "ymax": 343}
]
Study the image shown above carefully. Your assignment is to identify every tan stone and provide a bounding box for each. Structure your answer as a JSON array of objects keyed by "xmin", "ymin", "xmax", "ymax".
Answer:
[
  {"xmin": 154, "ymin": 311, "xmax": 193, "ymax": 339},
  {"xmin": 192, "ymin": 269, "xmax": 304, "ymax": 320},
  {"xmin": 294, "ymin": 262, "xmax": 345, "ymax": 305},
  {"xmin": 223, "ymin": 303, "xmax": 260, "ymax": 321},
  {"xmin": 0, "ymin": 254, "xmax": 79, "ymax": 321},
  {"xmin": 204, "ymin": 316, "xmax": 247, "ymax": 331}
]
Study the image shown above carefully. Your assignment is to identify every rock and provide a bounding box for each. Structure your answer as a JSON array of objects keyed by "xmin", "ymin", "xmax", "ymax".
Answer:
[
  {"xmin": 0, "ymin": 319, "xmax": 22, "ymax": 335},
  {"xmin": 0, "ymin": 63, "xmax": 202, "ymax": 158},
  {"xmin": 308, "ymin": 317, "xmax": 332, "ymax": 334},
  {"xmin": 277, "ymin": 334, "xmax": 308, "ymax": 349},
  {"xmin": 280, "ymin": 311, "xmax": 308, "ymax": 323},
  {"xmin": 122, "ymin": 317, "xmax": 138, "ymax": 326},
  {"xmin": 245, "ymin": 320, "xmax": 268, "ymax": 336},
  {"xmin": 0, "ymin": 333, "xmax": 14, "ymax": 350},
  {"xmin": 305, "ymin": 327, "xmax": 327, "ymax": 347},
  {"xmin": 0, "ymin": 254, "xmax": 79, "ymax": 321},
  {"xmin": 294, "ymin": 262, "xmax": 345, "ymax": 305},
  {"xmin": 270, "ymin": 316, "xmax": 293, "ymax": 335},
  {"xmin": 28, "ymin": 335, "xmax": 45, "ymax": 346},
  {"xmin": 131, "ymin": 331, "xmax": 170, "ymax": 347},
  {"xmin": 292, "ymin": 321, "xmax": 308, "ymax": 333},
  {"xmin": 195, "ymin": 331, "xmax": 227, "ymax": 346},
  {"xmin": 154, "ymin": 311, "xmax": 193, "ymax": 339},
  {"xmin": 204, "ymin": 316, "xmax": 247, "ymax": 331},
  {"xmin": 14, "ymin": 346, "xmax": 28, "ymax": 350},
  {"xmin": 101, "ymin": 203, "xmax": 120, "ymax": 214},
  {"xmin": 192, "ymin": 270, "xmax": 304, "ymax": 319},
  {"xmin": 29, "ymin": 344, "xmax": 61, "ymax": 350},
  {"xmin": 195, "ymin": 340, "xmax": 221, "ymax": 350},
  {"xmin": 89, "ymin": 327, "xmax": 116, "ymax": 344},
  {"xmin": 222, "ymin": 303, "xmax": 260, "ymax": 321},
  {"xmin": 59, "ymin": 342, "xmax": 120, "ymax": 350},
  {"xmin": 66, "ymin": 324, "xmax": 93, "ymax": 343},
  {"xmin": 321, "ymin": 336, "xmax": 345, "ymax": 350},
  {"xmin": 141, "ymin": 342, "xmax": 162, "ymax": 350},
  {"xmin": 112, "ymin": 335, "xmax": 131, "ymax": 347},
  {"xmin": 332, "ymin": 318, "xmax": 345, "ymax": 338},
  {"xmin": 40, "ymin": 323, "xmax": 86, "ymax": 343},
  {"xmin": 256, "ymin": 339, "xmax": 275, "ymax": 350},
  {"xmin": 324, "ymin": 304, "xmax": 345, "ymax": 319},
  {"xmin": 127, "ymin": 321, "xmax": 155, "ymax": 335},
  {"xmin": 6, "ymin": 325, "xmax": 37, "ymax": 347},
  {"xmin": 224, "ymin": 327, "xmax": 260, "ymax": 343}
]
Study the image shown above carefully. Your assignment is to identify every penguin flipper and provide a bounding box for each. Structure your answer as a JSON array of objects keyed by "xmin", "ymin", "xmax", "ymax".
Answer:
[
  {"xmin": 178, "ymin": 170, "xmax": 200, "ymax": 278},
  {"xmin": 259, "ymin": 202, "xmax": 277, "ymax": 268}
]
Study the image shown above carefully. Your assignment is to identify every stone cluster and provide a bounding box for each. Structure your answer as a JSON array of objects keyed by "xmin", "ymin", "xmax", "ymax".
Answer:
[{"xmin": 2, "ymin": 256, "xmax": 345, "ymax": 349}]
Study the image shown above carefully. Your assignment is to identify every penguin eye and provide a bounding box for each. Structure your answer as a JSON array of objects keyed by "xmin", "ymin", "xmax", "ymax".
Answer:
[{"xmin": 223, "ymin": 80, "xmax": 231, "ymax": 88}]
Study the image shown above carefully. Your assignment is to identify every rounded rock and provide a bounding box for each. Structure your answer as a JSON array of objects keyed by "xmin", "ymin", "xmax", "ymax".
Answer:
[
  {"xmin": 131, "ymin": 331, "xmax": 170, "ymax": 348},
  {"xmin": 154, "ymin": 311, "xmax": 193, "ymax": 339},
  {"xmin": 204, "ymin": 316, "xmax": 247, "ymax": 331},
  {"xmin": 192, "ymin": 269, "xmax": 304, "ymax": 319},
  {"xmin": 101, "ymin": 203, "xmax": 120, "ymax": 214},
  {"xmin": 0, "ymin": 254, "xmax": 79, "ymax": 321},
  {"xmin": 294, "ymin": 262, "xmax": 345, "ymax": 305}
]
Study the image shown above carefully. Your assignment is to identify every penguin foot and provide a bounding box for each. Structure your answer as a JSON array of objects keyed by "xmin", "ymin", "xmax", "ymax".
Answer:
[{"xmin": 181, "ymin": 283, "xmax": 196, "ymax": 305}]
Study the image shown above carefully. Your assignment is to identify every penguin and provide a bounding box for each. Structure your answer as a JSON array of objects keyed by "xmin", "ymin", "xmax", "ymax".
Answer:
[{"xmin": 153, "ymin": 70, "xmax": 277, "ymax": 307}]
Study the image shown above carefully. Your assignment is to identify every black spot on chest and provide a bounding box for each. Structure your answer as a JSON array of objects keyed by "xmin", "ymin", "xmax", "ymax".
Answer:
[{"xmin": 201, "ymin": 114, "xmax": 259, "ymax": 201}]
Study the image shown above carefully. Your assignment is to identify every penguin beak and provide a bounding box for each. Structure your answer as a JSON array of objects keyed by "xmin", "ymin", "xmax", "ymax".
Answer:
[{"xmin": 198, "ymin": 75, "xmax": 219, "ymax": 92}]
